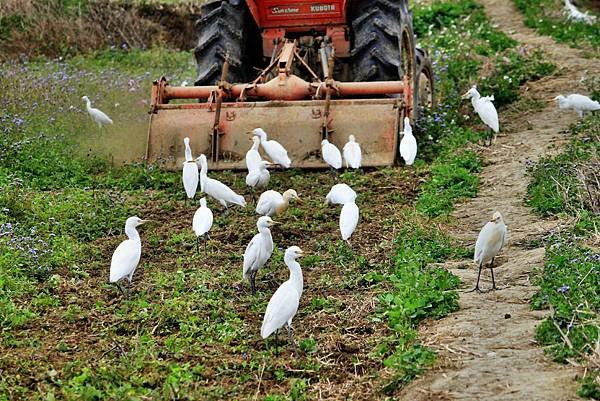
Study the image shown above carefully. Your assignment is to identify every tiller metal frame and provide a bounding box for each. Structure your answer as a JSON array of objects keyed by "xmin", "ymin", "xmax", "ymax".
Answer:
[{"xmin": 147, "ymin": 40, "xmax": 412, "ymax": 170}]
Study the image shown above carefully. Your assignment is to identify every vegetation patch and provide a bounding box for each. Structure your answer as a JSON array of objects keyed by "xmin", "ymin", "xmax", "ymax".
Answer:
[
  {"xmin": 513, "ymin": 0, "xmax": 600, "ymax": 50},
  {"xmin": 527, "ymin": 115, "xmax": 600, "ymax": 397}
]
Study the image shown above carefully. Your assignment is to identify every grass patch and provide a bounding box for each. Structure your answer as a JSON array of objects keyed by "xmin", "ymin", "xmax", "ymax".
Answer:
[
  {"xmin": 513, "ymin": 0, "xmax": 600, "ymax": 49},
  {"xmin": 527, "ymin": 115, "xmax": 599, "ymax": 397}
]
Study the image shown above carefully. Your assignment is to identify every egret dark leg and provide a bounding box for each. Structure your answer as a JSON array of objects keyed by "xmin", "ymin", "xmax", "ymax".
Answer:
[
  {"xmin": 489, "ymin": 257, "xmax": 497, "ymax": 291},
  {"xmin": 275, "ymin": 329, "xmax": 280, "ymax": 357},
  {"xmin": 287, "ymin": 323, "xmax": 298, "ymax": 357},
  {"xmin": 196, "ymin": 236, "xmax": 199, "ymax": 255},
  {"xmin": 250, "ymin": 271, "xmax": 257, "ymax": 295},
  {"xmin": 126, "ymin": 280, "xmax": 132, "ymax": 298},
  {"xmin": 115, "ymin": 282, "xmax": 126, "ymax": 297},
  {"xmin": 468, "ymin": 262, "xmax": 484, "ymax": 293},
  {"xmin": 204, "ymin": 234, "xmax": 208, "ymax": 257}
]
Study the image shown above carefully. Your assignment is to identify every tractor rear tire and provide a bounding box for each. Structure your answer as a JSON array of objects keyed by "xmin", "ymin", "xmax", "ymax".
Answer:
[
  {"xmin": 415, "ymin": 47, "xmax": 435, "ymax": 119},
  {"xmin": 350, "ymin": 0, "xmax": 413, "ymax": 82},
  {"xmin": 193, "ymin": 0, "xmax": 254, "ymax": 86}
]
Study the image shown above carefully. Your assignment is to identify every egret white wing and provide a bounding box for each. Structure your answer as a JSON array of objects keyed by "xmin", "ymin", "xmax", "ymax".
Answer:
[
  {"xmin": 326, "ymin": 184, "xmax": 357, "ymax": 205},
  {"xmin": 476, "ymin": 99, "xmax": 499, "ymax": 133},
  {"xmin": 322, "ymin": 142, "xmax": 342, "ymax": 169},
  {"xmin": 110, "ymin": 239, "xmax": 141, "ymax": 282},
  {"xmin": 192, "ymin": 207, "xmax": 213, "ymax": 237},
  {"xmin": 400, "ymin": 134, "xmax": 417, "ymax": 165},
  {"xmin": 256, "ymin": 190, "xmax": 282, "ymax": 216},
  {"xmin": 340, "ymin": 202, "xmax": 359, "ymax": 240},
  {"xmin": 182, "ymin": 162, "xmax": 199, "ymax": 199},
  {"xmin": 343, "ymin": 142, "xmax": 361, "ymax": 169},
  {"xmin": 261, "ymin": 282, "xmax": 300, "ymax": 339},
  {"xmin": 264, "ymin": 141, "xmax": 291, "ymax": 168}
]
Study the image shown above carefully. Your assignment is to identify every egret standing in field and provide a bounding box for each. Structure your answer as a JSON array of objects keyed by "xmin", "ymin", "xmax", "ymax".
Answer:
[
  {"xmin": 553, "ymin": 94, "xmax": 600, "ymax": 118},
  {"xmin": 250, "ymin": 128, "xmax": 291, "ymax": 168},
  {"xmin": 399, "ymin": 117, "xmax": 418, "ymax": 166},
  {"xmin": 82, "ymin": 95, "xmax": 113, "ymax": 128},
  {"xmin": 243, "ymin": 216, "xmax": 278, "ymax": 294},
  {"xmin": 340, "ymin": 201, "xmax": 359, "ymax": 244},
  {"xmin": 246, "ymin": 135, "xmax": 263, "ymax": 172},
  {"xmin": 462, "ymin": 85, "xmax": 499, "ymax": 145},
  {"xmin": 261, "ymin": 246, "xmax": 304, "ymax": 351},
  {"xmin": 246, "ymin": 160, "xmax": 271, "ymax": 201},
  {"xmin": 197, "ymin": 154, "xmax": 246, "ymax": 210},
  {"xmin": 182, "ymin": 137, "xmax": 199, "ymax": 205},
  {"xmin": 192, "ymin": 197, "xmax": 213, "ymax": 256},
  {"xmin": 256, "ymin": 189, "xmax": 300, "ymax": 217},
  {"xmin": 325, "ymin": 183, "xmax": 357, "ymax": 205},
  {"xmin": 343, "ymin": 135, "xmax": 362, "ymax": 169},
  {"xmin": 321, "ymin": 139, "xmax": 342, "ymax": 170},
  {"xmin": 109, "ymin": 216, "xmax": 149, "ymax": 296},
  {"xmin": 471, "ymin": 211, "xmax": 507, "ymax": 293}
]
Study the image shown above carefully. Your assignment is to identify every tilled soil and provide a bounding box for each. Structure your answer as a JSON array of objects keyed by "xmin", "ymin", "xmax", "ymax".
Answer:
[{"xmin": 400, "ymin": 1, "xmax": 600, "ymax": 400}]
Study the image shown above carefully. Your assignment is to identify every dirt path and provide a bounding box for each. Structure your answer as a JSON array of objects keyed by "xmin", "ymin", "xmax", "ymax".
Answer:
[{"xmin": 401, "ymin": 2, "xmax": 600, "ymax": 400}]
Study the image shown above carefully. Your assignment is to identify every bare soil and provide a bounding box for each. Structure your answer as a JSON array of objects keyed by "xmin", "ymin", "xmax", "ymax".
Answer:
[{"xmin": 400, "ymin": 1, "xmax": 600, "ymax": 400}]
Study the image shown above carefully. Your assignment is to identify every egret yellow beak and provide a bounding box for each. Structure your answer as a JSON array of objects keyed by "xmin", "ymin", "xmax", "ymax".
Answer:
[
  {"xmin": 270, "ymin": 221, "xmax": 282, "ymax": 225},
  {"xmin": 295, "ymin": 197, "xmax": 303, "ymax": 203},
  {"xmin": 461, "ymin": 91, "xmax": 470, "ymax": 100}
]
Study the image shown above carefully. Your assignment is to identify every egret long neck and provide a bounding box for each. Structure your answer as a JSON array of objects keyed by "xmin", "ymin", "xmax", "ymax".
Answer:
[
  {"xmin": 85, "ymin": 99, "xmax": 92, "ymax": 111},
  {"xmin": 184, "ymin": 143, "xmax": 193, "ymax": 162},
  {"xmin": 125, "ymin": 225, "xmax": 140, "ymax": 242},
  {"xmin": 285, "ymin": 257, "xmax": 303, "ymax": 297}
]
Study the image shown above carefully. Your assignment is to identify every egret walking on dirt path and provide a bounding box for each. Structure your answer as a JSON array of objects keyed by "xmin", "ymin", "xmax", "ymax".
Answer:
[
  {"xmin": 564, "ymin": 0, "xmax": 597, "ymax": 23},
  {"xmin": 471, "ymin": 211, "xmax": 507, "ymax": 293},
  {"xmin": 193, "ymin": 198, "xmax": 213, "ymax": 256},
  {"xmin": 261, "ymin": 246, "xmax": 304, "ymax": 353},
  {"xmin": 325, "ymin": 183, "xmax": 356, "ymax": 205},
  {"xmin": 343, "ymin": 135, "xmax": 362, "ymax": 169},
  {"xmin": 256, "ymin": 189, "xmax": 300, "ymax": 217},
  {"xmin": 82, "ymin": 96, "xmax": 113, "ymax": 128},
  {"xmin": 553, "ymin": 94, "xmax": 600, "ymax": 118},
  {"xmin": 197, "ymin": 154, "xmax": 246, "ymax": 210},
  {"xmin": 109, "ymin": 216, "xmax": 148, "ymax": 296},
  {"xmin": 340, "ymin": 202, "xmax": 359, "ymax": 243},
  {"xmin": 250, "ymin": 128, "xmax": 291, "ymax": 168},
  {"xmin": 399, "ymin": 117, "xmax": 418, "ymax": 166},
  {"xmin": 321, "ymin": 139, "xmax": 342, "ymax": 170},
  {"xmin": 462, "ymin": 85, "xmax": 499, "ymax": 145},
  {"xmin": 243, "ymin": 216, "xmax": 278, "ymax": 294},
  {"xmin": 182, "ymin": 137, "xmax": 199, "ymax": 204}
]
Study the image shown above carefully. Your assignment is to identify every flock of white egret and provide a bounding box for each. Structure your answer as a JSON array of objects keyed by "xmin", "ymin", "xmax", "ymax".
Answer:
[{"xmin": 104, "ymin": 81, "xmax": 598, "ymax": 348}]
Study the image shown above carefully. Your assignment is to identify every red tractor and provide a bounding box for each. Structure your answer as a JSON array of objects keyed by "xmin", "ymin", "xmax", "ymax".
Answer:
[{"xmin": 147, "ymin": 0, "xmax": 434, "ymax": 169}]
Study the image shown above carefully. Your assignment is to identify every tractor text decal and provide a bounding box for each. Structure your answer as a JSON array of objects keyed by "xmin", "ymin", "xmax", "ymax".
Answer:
[
  {"xmin": 271, "ymin": 6, "xmax": 300, "ymax": 14},
  {"xmin": 310, "ymin": 4, "xmax": 336, "ymax": 12}
]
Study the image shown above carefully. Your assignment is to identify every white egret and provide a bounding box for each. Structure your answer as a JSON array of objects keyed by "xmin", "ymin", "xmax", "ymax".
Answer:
[
  {"xmin": 399, "ymin": 117, "xmax": 418, "ymax": 166},
  {"xmin": 192, "ymin": 197, "xmax": 213, "ymax": 255},
  {"xmin": 250, "ymin": 128, "xmax": 291, "ymax": 168},
  {"xmin": 82, "ymin": 95, "xmax": 113, "ymax": 128},
  {"xmin": 343, "ymin": 135, "xmax": 362, "ymax": 169},
  {"xmin": 325, "ymin": 183, "xmax": 357, "ymax": 205},
  {"xmin": 564, "ymin": 0, "xmax": 597, "ymax": 24},
  {"xmin": 471, "ymin": 211, "xmax": 507, "ymax": 293},
  {"xmin": 246, "ymin": 160, "xmax": 271, "ymax": 200},
  {"xmin": 246, "ymin": 135, "xmax": 263, "ymax": 172},
  {"xmin": 321, "ymin": 139, "xmax": 342, "ymax": 170},
  {"xmin": 109, "ymin": 216, "xmax": 148, "ymax": 295},
  {"xmin": 553, "ymin": 94, "xmax": 600, "ymax": 118},
  {"xmin": 182, "ymin": 137, "xmax": 199, "ymax": 203},
  {"xmin": 261, "ymin": 246, "xmax": 304, "ymax": 349},
  {"xmin": 256, "ymin": 189, "xmax": 300, "ymax": 217},
  {"xmin": 197, "ymin": 154, "xmax": 246, "ymax": 209},
  {"xmin": 340, "ymin": 202, "xmax": 359, "ymax": 243},
  {"xmin": 243, "ymin": 216, "xmax": 278, "ymax": 294},
  {"xmin": 462, "ymin": 86, "xmax": 499, "ymax": 145}
]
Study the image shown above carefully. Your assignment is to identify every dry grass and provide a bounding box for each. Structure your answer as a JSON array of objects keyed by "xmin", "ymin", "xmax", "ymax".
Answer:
[{"xmin": 0, "ymin": 0, "xmax": 201, "ymax": 60}]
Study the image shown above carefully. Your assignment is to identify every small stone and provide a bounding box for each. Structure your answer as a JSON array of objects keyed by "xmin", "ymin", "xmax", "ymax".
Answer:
[{"xmin": 504, "ymin": 313, "xmax": 511, "ymax": 319}]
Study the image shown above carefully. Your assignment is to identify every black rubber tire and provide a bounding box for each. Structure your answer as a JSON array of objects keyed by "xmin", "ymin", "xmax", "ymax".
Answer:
[
  {"xmin": 414, "ymin": 47, "xmax": 435, "ymax": 120},
  {"xmin": 350, "ymin": 0, "xmax": 414, "ymax": 82},
  {"xmin": 193, "ymin": 0, "xmax": 250, "ymax": 86}
]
